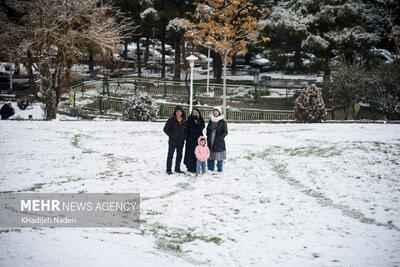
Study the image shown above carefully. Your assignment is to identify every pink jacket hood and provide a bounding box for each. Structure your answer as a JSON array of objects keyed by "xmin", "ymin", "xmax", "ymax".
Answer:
[
  {"xmin": 195, "ymin": 136, "xmax": 210, "ymax": 162},
  {"xmin": 198, "ymin": 136, "xmax": 207, "ymax": 145}
]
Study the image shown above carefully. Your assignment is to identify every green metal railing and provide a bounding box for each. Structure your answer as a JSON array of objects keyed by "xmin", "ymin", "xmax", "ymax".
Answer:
[
  {"xmin": 69, "ymin": 77, "xmax": 296, "ymax": 104},
  {"xmin": 69, "ymin": 92, "xmax": 333, "ymax": 121},
  {"xmin": 157, "ymin": 103, "xmax": 323, "ymax": 120}
]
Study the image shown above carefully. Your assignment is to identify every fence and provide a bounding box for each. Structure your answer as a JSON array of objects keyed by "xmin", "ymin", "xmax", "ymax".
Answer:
[
  {"xmin": 69, "ymin": 78, "xmax": 297, "ymax": 104},
  {"xmin": 69, "ymin": 92, "xmax": 334, "ymax": 121},
  {"xmin": 158, "ymin": 103, "xmax": 333, "ymax": 120}
]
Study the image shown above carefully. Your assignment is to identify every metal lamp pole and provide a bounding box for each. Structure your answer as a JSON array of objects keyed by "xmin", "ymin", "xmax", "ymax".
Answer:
[{"xmin": 186, "ymin": 55, "xmax": 198, "ymax": 113}]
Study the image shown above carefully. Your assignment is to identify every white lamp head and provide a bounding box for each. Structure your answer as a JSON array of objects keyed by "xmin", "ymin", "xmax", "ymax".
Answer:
[{"xmin": 186, "ymin": 55, "xmax": 198, "ymax": 68}]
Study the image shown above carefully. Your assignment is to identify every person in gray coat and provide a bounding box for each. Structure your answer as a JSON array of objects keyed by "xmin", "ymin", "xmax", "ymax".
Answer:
[{"xmin": 206, "ymin": 106, "xmax": 228, "ymax": 172}]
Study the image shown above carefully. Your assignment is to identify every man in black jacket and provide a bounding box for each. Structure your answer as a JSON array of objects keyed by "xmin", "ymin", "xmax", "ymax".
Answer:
[
  {"xmin": 163, "ymin": 105, "xmax": 186, "ymax": 174},
  {"xmin": 0, "ymin": 102, "xmax": 15, "ymax": 120}
]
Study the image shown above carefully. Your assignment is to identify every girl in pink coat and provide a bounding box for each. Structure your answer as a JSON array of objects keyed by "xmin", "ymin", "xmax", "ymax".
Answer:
[{"xmin": 195, "ymin": 136, "xmax": 210, "ymax": 175}]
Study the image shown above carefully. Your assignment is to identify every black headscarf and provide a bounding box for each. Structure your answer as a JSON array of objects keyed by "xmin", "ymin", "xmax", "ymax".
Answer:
[
  {"xmin": 189, "ymin": 108, "xmax": 202, "ymax": 122},
  {"xmin": 186, "ymin": 108, "xmax": 205, "ymax": 130}
]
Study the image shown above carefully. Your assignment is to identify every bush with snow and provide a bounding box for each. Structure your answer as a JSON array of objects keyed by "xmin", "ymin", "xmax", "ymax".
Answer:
[
  {"xmin": 122, "ymin": 93, "xmax": 158, "ymax": 121},
  {"xmin": 294, "ymin": 84, "xmax": 327, "ymax": 123}
]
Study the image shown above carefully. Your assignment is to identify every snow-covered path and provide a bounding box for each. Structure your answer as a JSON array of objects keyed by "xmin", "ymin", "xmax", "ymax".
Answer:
[{"xmin": 0, "ymin": 121, "xmax": 399, "ymax": 266}]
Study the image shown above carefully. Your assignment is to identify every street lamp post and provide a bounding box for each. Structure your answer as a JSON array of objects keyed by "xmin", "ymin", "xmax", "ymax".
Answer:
[{"xmin": 186, "ymin": 55, "xmax": 198, "ymax": 113}]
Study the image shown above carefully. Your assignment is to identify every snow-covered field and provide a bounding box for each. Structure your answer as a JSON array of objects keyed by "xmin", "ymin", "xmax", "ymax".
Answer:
[{"xmin": 0, "ymin": 121, "xmax": 399, "ymax": 266}]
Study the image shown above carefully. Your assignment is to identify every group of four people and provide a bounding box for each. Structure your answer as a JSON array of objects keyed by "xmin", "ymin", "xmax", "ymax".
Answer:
[{"xmin": 163, "ymin": 105, "xmax": 228, "ymax": 175}]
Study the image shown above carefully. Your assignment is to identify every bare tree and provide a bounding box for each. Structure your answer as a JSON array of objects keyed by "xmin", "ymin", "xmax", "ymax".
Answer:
[{"xmin": 0, "ymin": 0, "xmax": 131, "ymax": 119}]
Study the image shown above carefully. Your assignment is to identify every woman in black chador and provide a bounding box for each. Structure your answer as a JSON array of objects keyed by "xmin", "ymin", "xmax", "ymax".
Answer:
[{"xmin": 184, "ymin": 108, "xmax": 205, "ymax": 173}]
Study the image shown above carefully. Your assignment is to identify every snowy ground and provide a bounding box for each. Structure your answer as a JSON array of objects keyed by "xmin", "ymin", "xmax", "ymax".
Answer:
[
  {"xmin": 0, "ymin": 121, "xmax": 399, "ymax": 266},
  {"xmin": 0, "ymin": 100, "xmax": 44, "ymax": 120},
  {"xmin": 0, "ymin": 100, "xmax": 80, "ymax": 121}
]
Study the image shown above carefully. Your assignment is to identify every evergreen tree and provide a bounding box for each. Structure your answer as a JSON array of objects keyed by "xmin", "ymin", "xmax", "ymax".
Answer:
[
  {"xmin": 263, "ymin": 0, "xmax": 380, "ymax": 80},
  {"xmin": 327, "ymin": 63, "xmax": 366, "ymax": 119},
  {"xmin": 365, "ymin": 62, "xmax": 400, "ymax": 119}
]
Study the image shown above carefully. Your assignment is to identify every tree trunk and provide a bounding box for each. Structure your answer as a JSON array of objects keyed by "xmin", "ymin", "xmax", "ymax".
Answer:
[
  {"xmin": 294, "ymin": 47, "xmax": 302, "ymax": 71},
  {"xmin": 52, "ymin": 61, "xmax": 61, "ymax": 95},
  {"xmin": 14, "ymin": 61, "xmax": 20, "ymax": 75},
  {"xmin": 40, "ymin": 60, "xmax": 57, "ymax": 120},
  {"xmin": 24, "ymin": 61, "xmax": 39, "ymax": 98},
  {"xmin": 144, "ymin": 36, "xmax": 149, "ymax": 63},
  {"xmin": 182, "ymin": 40, "xmax": 186, "ymax": 63},
  {"xmin": 185, "ymin": 71, "xmax": 190, "ymax": 104},
  {"xmin": 231, "ymin": 55, "xmax": 236, "ymax": 75},
  {"xmin": 103, "ymin": 68, "xmax": 110, "ymax": 96},
  {"xmin": 161, "ymin": 30, "xmax": 166, "ymax": 79},
  {"xmin": 222, "ymin": 54, "xmax": 227, "ymax": 116},
  {"xmin": 322, "ymin": 56, "xmax": 331, "ymax": 87},
  {"xmin": 136, "ymin": 40, "xmax": 141, "ymax": 76},
  {"xmin": 123, "ymin": 41, "xmax": 128, "ymax": 60},
  {"xmin": 344, "ymin": 106, "xmax": 350, "ymax": 120},
  {"xmin": 65, "ymin": 60, "xmax": 72, "ymax": 83},
  {"xmin": 213, "ymin": 51, "xmax": 222, "ymax": 82},
  {"xmin": 344, "ymin": 50, "xmax": 354, "ymax": 65},
  {"xmin": 53, "ymin": 86, "xmax": 61, "ymax": 120},
  {"xmin": 174, "ymin": 38, "xmax": 181, "ymax": 80},
  {"xmin": 89, "ymin": 49, "xmax": 94, "ymax": 72}
]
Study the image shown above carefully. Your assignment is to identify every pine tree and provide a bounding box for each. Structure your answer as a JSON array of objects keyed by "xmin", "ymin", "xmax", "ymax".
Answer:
[
  {"xmin": 262, "ymin": 0, "xmax": 381, "ymax": 79},
  {"xmin": 365, "ymin": 62, "xmax": 400, "ymax": 120},
  {"xmin": 328, "ymin": 63, "xmax": 366, "ymax": 119}
]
